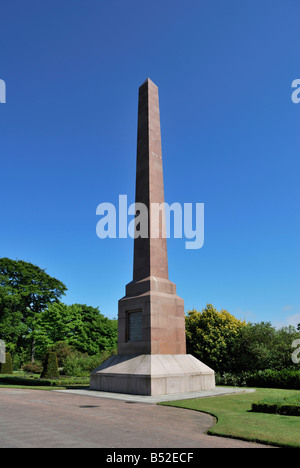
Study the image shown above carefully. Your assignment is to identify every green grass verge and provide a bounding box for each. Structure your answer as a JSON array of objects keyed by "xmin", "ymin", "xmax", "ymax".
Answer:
[{"xmin": 159, "ymin": 388, "xmax": 300, "ymax": 448}]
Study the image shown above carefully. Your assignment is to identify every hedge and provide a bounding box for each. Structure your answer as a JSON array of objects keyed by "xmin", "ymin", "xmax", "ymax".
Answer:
[
  {"xmin": 252, "ymin": 401, "xmax": 300, "ymax": 416},
  {"xmin": 246, "ymin": 369, "xmax": 300, "ymax": 389},
  {"xmin": 0, "ymin": 374, "xmax": 90, "ymax": 387},
  {"xmin": 216, "ymin": 368, "xmax": 300, "ymax": 389},
  {"xmin": 0, "ymin": 375, "xmax": 56, "ymax": 386}
]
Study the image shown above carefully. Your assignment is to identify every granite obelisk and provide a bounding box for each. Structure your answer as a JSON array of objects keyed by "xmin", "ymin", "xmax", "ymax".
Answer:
[{"xmin": 90, "ymin": 79, "xmax": 215, "ymax": 395}]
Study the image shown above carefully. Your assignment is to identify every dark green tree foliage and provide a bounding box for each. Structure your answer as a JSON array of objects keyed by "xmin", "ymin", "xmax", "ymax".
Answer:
[
  {"xmin": 0, "ymin": 352, "xmax": 13, "ymax": 374},
  {"xmin": 41, "ymin": 352, "xmax": 60, "ymax": 379},
  {"xmin": 229, "ymin": 322, "xmax": 299, "ymax": 373},
  {"xmin": 33, "ymin": 303, "xmax": 118, "ymax": 358},
  {"xmin": 0, "ymin": 284, "xmax": 27, "ymax": 349},
  {"xmin": 0, "ymin": 257, "xmax": 118, "ymax": 365},
  {"xmin": 0, "ymin": 257, "xmax": 67, "ymax": 361}
]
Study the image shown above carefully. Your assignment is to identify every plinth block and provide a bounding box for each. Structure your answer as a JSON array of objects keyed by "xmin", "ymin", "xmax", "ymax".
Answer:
[{"xmin": 90, "ymin": 354, "xmax": 215, "ymax": 396}]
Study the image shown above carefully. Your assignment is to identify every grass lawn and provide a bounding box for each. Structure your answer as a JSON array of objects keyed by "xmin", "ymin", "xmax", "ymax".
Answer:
[{"xmin": 159, "ymin": 388, "xmax": 300, "ymax": 448}]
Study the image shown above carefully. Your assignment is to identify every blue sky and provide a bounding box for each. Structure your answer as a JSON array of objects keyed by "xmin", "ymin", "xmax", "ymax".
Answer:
[{"xmin": 0, "ymin": 0, "xmax": 299, "ymax": 327}]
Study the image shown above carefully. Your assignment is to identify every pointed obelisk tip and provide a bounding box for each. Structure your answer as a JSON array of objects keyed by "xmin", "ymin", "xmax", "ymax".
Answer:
[{"xmin": 140, "ymin": 77, "xmax": 158, "ymax": 88}]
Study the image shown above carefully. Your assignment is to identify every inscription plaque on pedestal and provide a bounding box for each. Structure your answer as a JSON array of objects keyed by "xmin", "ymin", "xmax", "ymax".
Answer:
[{"xmin": 127, "ymin": 311, "xmax": 143, "ymax": 343}]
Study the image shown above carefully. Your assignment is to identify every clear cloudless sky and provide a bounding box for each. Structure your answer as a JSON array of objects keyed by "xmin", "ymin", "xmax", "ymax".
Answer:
[{"xmin": 0, "ymin": 0, "xmax": 299, "ymax": 327}]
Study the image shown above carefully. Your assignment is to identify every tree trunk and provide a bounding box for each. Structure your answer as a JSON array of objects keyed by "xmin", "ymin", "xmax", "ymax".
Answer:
[{"xmin": 30, "ymin": 338, "xmax": 35, "ymax": 362}]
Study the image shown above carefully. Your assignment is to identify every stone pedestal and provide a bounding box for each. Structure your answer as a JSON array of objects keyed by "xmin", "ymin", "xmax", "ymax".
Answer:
[
  {"xmin": 90, "ymin": 354, "xmax": 215, "ymax": 396},
  {"xmin": 118, "ymin": 276, "xmax": 186, "ymax": 356}
]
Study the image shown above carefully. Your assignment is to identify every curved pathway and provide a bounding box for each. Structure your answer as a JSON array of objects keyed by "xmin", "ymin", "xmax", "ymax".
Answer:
[{"xmin": 0, "ymin": 388, "xmax": 273, "ymax": 448}]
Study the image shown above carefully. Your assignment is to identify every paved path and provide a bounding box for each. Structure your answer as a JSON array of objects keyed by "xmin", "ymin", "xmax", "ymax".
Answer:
[
  {"xmin": 0, "ymin": 388, "xmax": 273, "ymax": 448},
  {"xmin": 55, "ymin": 386, "xmax": 256, "ymax": 404}
]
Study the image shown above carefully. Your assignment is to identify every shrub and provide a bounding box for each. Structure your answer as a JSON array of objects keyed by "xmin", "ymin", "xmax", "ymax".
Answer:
[
  {"xmin": 0, "ymin": 353, "xmax": 13, "ymax": 374},
  {"xmin": 215, "ymin": 372, "xmax": 248, "ymax": 387},
  {"xmin": 252, "ymin": 398, "xmax": 300, "ymax": 416},
  {"xmin": 0, "ymin": 375, "xmax": 54, "ymax": 386},
  {"xmin": 46, "ymin": 342, "xmax": 76, "ymax": 367},
  {"xmin": 247, "ymin": 369, "xmax": 300, "ymax": 390},
  {"xmin": 22, "ymin": 361, "xmax": 43, "ymax": 374},
  {"xmin": 41, "ymin": 352, "xmax": 60, "ymax": 379},
  {"xmin": 0, "ymin": 374, "xmax": 89, "ymax": 387},
  {"xmin": 62, "ymin": 349, "xmax": 116, "ymax": 377},
  {"xmin": 216, "ymin": 369, "xmax": 300, "ymax": 389}
]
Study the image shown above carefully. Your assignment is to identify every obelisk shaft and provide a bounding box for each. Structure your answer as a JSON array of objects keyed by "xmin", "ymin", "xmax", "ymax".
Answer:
[
  {"xmin": 117, "ymin": 78, "xmax": 186, "ymax": 356},
  {"xmin": 133, "ymin": 78, "xmax": 169, "ymax": 282}
]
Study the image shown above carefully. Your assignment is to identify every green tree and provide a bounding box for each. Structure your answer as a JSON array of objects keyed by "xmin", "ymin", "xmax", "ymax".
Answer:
[
  {"xmin": 0, "ymin": 286, "xmax": 27, "ymax": 351},
  {"xmin": 230, "ymin": 322, "xmax": 299, "ymax": 372},
  {"xmin": 185, "ymin": 304, "xmax": 246, "ymax": 373},
  {"xmin": 0, "ymin": 258, "xmax": 67, "ymax": 361},
  {"xmin": 33, "ymin": 302, "xmax": 118, "ymax": 358}
]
